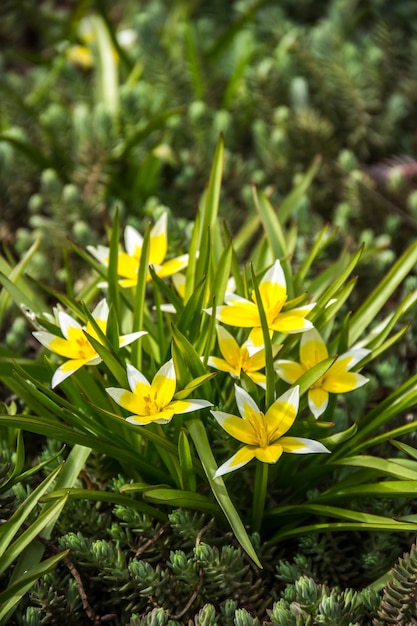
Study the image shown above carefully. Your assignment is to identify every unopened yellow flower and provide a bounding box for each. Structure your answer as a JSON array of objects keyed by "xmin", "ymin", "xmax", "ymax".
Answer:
[
  {"xmin": 212, "ymin": 385, "xmax": 329, "ymax": 478},
  {"xmin": 106, "ymin": 360, "xmax": 212, "ymax": 425},
  {"xmin": 33, "ymin": 299, "xmax": 146, "ymax": 388},
  {"xmin": 205, "ymin": 260, "xmax": 314, "ymax": 351},
  {"xmin": 275, "ymin": 328, "xmax": 370, "ymax": 419},
  {"xmin": 88, "ymin": 213, "xmax": 188, "ymax": 288},
  {"xmin": 207, "ymin": 325, "xmax": 268, "ymax": 388}
]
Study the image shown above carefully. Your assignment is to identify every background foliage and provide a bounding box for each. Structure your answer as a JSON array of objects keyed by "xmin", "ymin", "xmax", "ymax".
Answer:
[{"xmin": 2, "ymin": 0, "xmax": 417, "ymax": 624}]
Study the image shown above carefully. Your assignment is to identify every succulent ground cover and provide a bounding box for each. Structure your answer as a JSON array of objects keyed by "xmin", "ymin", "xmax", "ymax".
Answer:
[{"xmin": 2, "ymin": 1, "xmax": 417, "ymax": 624}]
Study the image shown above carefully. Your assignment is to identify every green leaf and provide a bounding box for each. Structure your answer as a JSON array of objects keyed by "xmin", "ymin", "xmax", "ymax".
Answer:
[
  {"xmin": 40, "ymin": 488, "xmax": 167, "ymax": 522},
  {"xmin": 0, "ymin": 495, "xmax": 68, "ymax": 576},
  {"xmin": 316, "ymin": 480, "xmax": 417, "ymax": 503},
  {"xmin": 268, "ymin": 520, "xmax": 417, "ymax": 545},
  {"xmin": 0, "ymin": 551, "xmax": 69, "ymax": 621},
  {"xmin": 186, "ymin": 134, "xmax": 223, "ymax": 300},
  {"xmin": 174, "ymin": 373, "xmax": 216, "ymax": 400},
  {"xmin": 178, "ymin": 429, "xmax": 197, "ymax": 492},
  {"xmin": 0, "ymin": 463, "xmax": 63, "ymax": 560},
  {"xmin": 390, "ymin": 439, "xmax": 417, "ymax": 461},
  {"xmin": 131, "ymin": 222, "xmax": 151, "ymax": 370},
  {"xmin": 295, "ymin": 356, "xmax": 337, "ymax": 397},
  {"xmin": 142, "ymin": 487, "xmax": 218, "ymax": 514},
  {"xmin": 187, "ymin": 419, "xmax": 261, "ymax": 567},
  {"xmin": 331, "ymin": 455, "xmax": 417, "ymax": 480},
  {"xmin": 252, "ymin": 186, "xmax": 293, "ymax": 298},
  {"xmin": 349, "ymin": 239, "xmax": 417, "ymax": 343}
]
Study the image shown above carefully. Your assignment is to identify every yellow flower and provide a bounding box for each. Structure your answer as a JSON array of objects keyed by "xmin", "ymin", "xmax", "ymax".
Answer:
[
  {"xmin": 212, "ymin": 385, "xmax": 329, "ymax": 478},
  {"xmin": 106, "ymin": 360, "xmax": 212, "ymax": 425},
  {"xmin": 275, "ymin": 328, "xmax": 370, "ymax": 419},
  {"xmin": 88, "ymin": 213, "xmax": 189, "ymax": 288},
  {"xmin": 33, "ymin": 299, "xmax": 146, "ymax": 388},
  {"xmin": 207, "ymin": 325, "xmax": 268, "ymax": 388},
  {"xmin": 205, "ymin": 260, "xmax": 314, "ymax": 352}
]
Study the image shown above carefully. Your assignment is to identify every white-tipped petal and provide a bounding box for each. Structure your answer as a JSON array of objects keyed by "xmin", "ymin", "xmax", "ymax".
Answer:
[
  {"xmin": 124, "ymin": 225, "xmax": 143, "ymax": 256},
  {"xmin": 235, "ymin": 385, "xmax": 260, "ymax": 420},
  {"xmin": 58, "ymin": 311, "xmax": 82, "ymax": 338},
  {"xmin": 106, "ymin": 387, "xmax": 126, "ymax": 405},
  {"xmin": 51, "ymin": 360, "xmax": 85, "ymax": 388},
  {"xmin": 343, "ymin": 348, "xmax": 371, "ymax": 369},
  {"xmin": 91, "ymin": 299, "xmax": 109, "ymax": 321},
  {"xmin": 126, "ymin": 363, "xmax": 150, "ymax": 391},
  {"xmin": 33, "ymin": 330, "xmax": 59, "ymax": 350},
  {"xmin": 280, "ymin": 436, "xmax": 330, "ymax": 454},
  {"xmin": 151, "ymin": 213, "xmax": 167, "ymax": 239},
  {"xmin": 87, "ymin": 244, "xmax": 109, "ymax": 265},
  {"xmin": 156, "ymin": 359, "xmax": 175, "ymax": 381},
  {"xmin": 262, "ymin": 259, "xmax": 286, "ymax": 288},
  {"xmin": 119, "ymin": 331, "xmax": 147, "ymax": 347},
  {"xmin": 214, "ymin": 446, "xmax": 255, "ymax": 478}
]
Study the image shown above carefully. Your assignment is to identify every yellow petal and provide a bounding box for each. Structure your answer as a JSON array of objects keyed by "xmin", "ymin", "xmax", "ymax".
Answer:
[
  {"xmin": 117, "ymin": 252, "xmax": 139, "ymax": 280},
  {"xmin": 127, "ymin": 408, "xmax": 175, "ymax": 425},
  {"xmin": 217, "ymin": 326, "xmax": 241, "ymax": 367},
  {"xmin": 280, "ymin": 436, "xmax": 330, "ymax": 454},
  {"xmin": 246, "ymin": 327, "xmax": 267, "ymax": 351},
  {"xmin": 156, "ymin": 254, "xmax": 189, "ymax": 278},
  {"xmin": 275, "ymin": 360, "xmax": 305, "ymax": 384},
  {"xmin": 258, "ymin": 261, "xmax": 287, "ymax": 308},
  {"xmin": 51, "ymin": 359, "xmax": 89, "ymax": 387},
  {"xmin": 266, "ymin": 386, "xmax": 299, "ymax": 438},
  {"xmin": 211, "ymin": 411, "xmax": 258, "ymax": 446},
  {"xmin": 322, "ymin": 370, "xmax": 368, "ymax": 393},
  {"xmin": 167, "ymin": 399, "xmax": 212, "ymax": 414},
  {"xmin": 152, "ymin": 360, "xmax": 176, "ymax": 408},
  {"xmin": 45, "ymin": 335, "xmax": 82, "ymax": 359},
  {"xmin": 149, "ymin": 214, "xmax": 168, "ymax": 265},
  {"xmin": 247, "ymin": 371, "xmax": 267, "ymax": 388},
  {"xmin": 254, "ymin": 442, "xmax": 283, "ymax": 463},
  {"xmin": 245, "ymin": 346, "xmax": 266, "ymax": 372},
  {"xmin": 207, "ymin": 356, "xmax": 239, "ymax": 376},
  {"xmin": 108, "ymin": 388, "xmax": 149, "ymax": 415},
  {"xmin": 308, "ymin": 387, "xmax": 329, "ymax": 419},
  {"xmin": 300, "ymin": 328, "xmax": 328, "ymax": 367},
  {"xmin": 217, "ymin": 302, "xmax": 260, "ymax": 328},
  {"xmin": 270, "ymin": 307, "xmax": 314, "ymax": 334},
  {"xmin": 214, "ymin": 446, "xmax": 255, "ymax": 478}
]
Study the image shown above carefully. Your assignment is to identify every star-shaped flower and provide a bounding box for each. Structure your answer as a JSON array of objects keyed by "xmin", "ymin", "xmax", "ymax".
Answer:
[
  {"xmin": 106, "ymin": 360, "xmax": 212, "ymax": 425},
  {"xmin": 275, "ymin": 328, "xmax": 370, "ymax": 419},
  {"xmin": 207, "ymin": 325, "xmax": 269, "ymax": 388},
  {"xmin": 212, "ymin": 385, "xmax": 329, "ymax": 478},
  {"xmin": 33, "ymin": 299, "xmax": 146, "ymax": 388},
  {"xmin": 88, "ymin": 213, "xmax": 189, "ymax": 288},
  {"xmin": 205, "ymin": 260, "xmax": 314, "ymax": 351}
]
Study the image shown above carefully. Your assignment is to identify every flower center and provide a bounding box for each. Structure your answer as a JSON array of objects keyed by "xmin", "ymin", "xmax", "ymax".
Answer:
[
  {"xmin": 143, "ymin": 392, "xmax": 161, "ymax": 415},
  {"xmin": 250, "ymin": 410, "xmax": 269, "ymax": 448},
  {"xmin": 74, "ymin": 333, "xmax": 96, "ymax": 360}
]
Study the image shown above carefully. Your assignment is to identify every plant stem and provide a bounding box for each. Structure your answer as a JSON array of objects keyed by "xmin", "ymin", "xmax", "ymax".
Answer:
[{"xmin": 252, "ymin": 460, "xmax": 268, "ymax": 534}]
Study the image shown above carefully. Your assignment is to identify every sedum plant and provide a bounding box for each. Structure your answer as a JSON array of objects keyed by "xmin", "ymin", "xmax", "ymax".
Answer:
[{"xmin": 2, "ymin": 137, "xmax": 417, "ymax": 621}]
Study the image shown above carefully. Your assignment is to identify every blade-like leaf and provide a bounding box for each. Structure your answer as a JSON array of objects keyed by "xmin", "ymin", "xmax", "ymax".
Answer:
[{"xmin": 187, "ymin": 419, "xmax": 261, "ymax": 567}]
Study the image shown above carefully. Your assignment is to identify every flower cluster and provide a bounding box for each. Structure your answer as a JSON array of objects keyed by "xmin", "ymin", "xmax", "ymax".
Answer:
[{"xmin": 33, "ymin": 213, "xmax": 370, "ymax": 479}]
